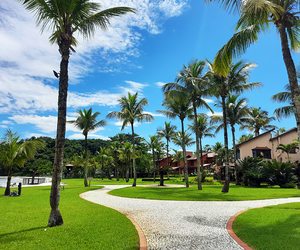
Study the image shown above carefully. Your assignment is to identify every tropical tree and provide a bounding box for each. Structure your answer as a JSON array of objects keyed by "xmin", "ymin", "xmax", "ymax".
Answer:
[
  {"xmin": 0, "ymin": 129, "xmax": 44, "ymax": 195},
  {"xmin": 157, "ymin": 121, "xmax": 177, "ymax": 180},
  {"xmin": 107, "ymin": 92, "xmax": 154, "ymax": 187},
  {"xmin": 210, "ymin": 0, "xmax": 300, "ymax": 141},
  {"xmin": 146, "ymin": 135, "xmax": 160, "ymax": 182},
  {"xmin": 276, "ymin": 141, "xmax": 299, "ymax": 161},
  {"xmin": 17, "ymin": 0, "xmax": 135, "ymax": 227},
  {"xmin": 68, "ymin": 108, "xmax": 106, "ymax": 186},
  {"xmin": 212, "ymin": 142, "xmax": 224, "ymax": 152},
  {"xmin": 188, "ymin": 114, "xmax": 215, "ymax": 189},
  {"xmin": 157, "ymin": 95, "xmax": 193, "ymax": 187},
  {"xmin": 163, "ymin": 60, "xmax": 213, "ymax": 190},
  {"xmin": 206, "ymin": 60, "xmax": 262, "ymax": 192},
  {"xmin": 96, "ymin": 147, "xmax": 110, "ymax": 179},
  {"xmin": 236, "ymin": 134, "xmax": 254, "ymax": 144},
  {"xmin": 240, "ymin": 107, "xmax": 277, "ymax": 136},
  {"xmin": 203, "ymin": 144, "xmax": 212, "ymax": 152},
  {"xmin": 118, "ymin": 142, "xmax": 133, "ymax": 182},
  {"xmin": 108, "ymin": 141, "xmax": 121, "ymax": 181},
  {"xmin": 172, "ymin": 149, "xmax": 184, "ymax": 179}
]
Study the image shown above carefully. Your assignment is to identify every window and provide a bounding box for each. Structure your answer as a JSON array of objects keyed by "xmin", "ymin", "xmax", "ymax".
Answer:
[
  {"xmin": 252, "ymin": 149, "xmax": 271, "ymax": 159},
  {"xmin": 236, "ymin": 149, "xmax": 240, "ymax": 159}
]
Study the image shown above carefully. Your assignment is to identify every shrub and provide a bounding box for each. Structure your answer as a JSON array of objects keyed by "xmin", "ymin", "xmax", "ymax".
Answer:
[
  {"xmin": 244, "ymin": 166, "xmax": 266, "ymax": 187},
  {"xmin": 263, "ymin": 159, "xmax": 297, "ymax": 188}
]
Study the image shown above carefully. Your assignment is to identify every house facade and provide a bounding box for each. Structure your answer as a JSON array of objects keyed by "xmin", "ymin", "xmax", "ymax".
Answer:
[{"xmin": 236, "ymin": 127, "xmax": 300, "ymax": 162}]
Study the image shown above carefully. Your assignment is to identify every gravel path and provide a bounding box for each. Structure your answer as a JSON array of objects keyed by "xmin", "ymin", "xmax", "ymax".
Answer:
[{"xmin": 81, "ymin": 185, "xmax": 300, "ymax": 250}]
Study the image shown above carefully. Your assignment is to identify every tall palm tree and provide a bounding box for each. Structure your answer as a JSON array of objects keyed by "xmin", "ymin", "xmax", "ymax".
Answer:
[
  {"xmin": 146, "ymin": 135, "xmax": 160, "ymax": 182},
  {"xmin": 118, "ymin": 142, "xmax": 132, "ymax": 182},
  {"xmin": 68, "ymin": 108, "xmax": 106, "ymax": 187},
  {"xmin": 276, "ymin": 141, "xmax": 299, "ymax": 161},
  {"xmin": 17, "ymin": 0, "xmax": 135, "ymax": 227},
  {"xmin": 172, "ymin": 149, "xmax": 184, "ymax": 179},
  {"xmin": 96, "ymin": 147, "xmax": 109, "ymax": 180},
  {"xmin": 210, "ymin": 0, "xmax": 300, "ymax": 141},
  {"xmin": 108, "ymin": 141, "xmax": 121, "ymax": 181},
  {"xmin": 1, "ymin": 129, "xmax": 45, "ymax": 196},
  {"xmin": 212, "ymin": 94, "xmax": 249, "ymax": 162},
  {"xmin": 157, "ymin": 121, "xmax": 177, "ymax": 180},
  {"xmin": 240, "ymin": 107, "xmax": 277, "ymax": 136},
  {"xmin": 157, "ymin": 95, "xmax": 193, "ymax": 187},
  {"xmin": 163, "ymin": 60, "xmax": 213, "ymax": 190},
  {"xmin": 107, "ymin": 92, "xmax": 154, "ymax": 187},
  {"xmin": 206, "ymin": 60, "xmax": 262, "ymax": 192},
  {"xmin": 188, "ymin": 114, "xmax": 215, "ymax": 189}
]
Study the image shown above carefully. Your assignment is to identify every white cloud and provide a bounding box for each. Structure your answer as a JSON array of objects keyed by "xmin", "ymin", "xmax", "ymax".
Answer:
[
  {"xmin": 143, "ymin": 111, "xmax": 164, "ymax": 117},
  {"xmin": 155, "ymin": 82, "xmax": 166, "ymax": 87},
  {"xmin": 2, "ymin": 120, "xmax": 14, "ymax": 125},
  {"xmin": 207, "ymin": 111, "xmax": 223, "ymax": 116},
  {"xmin": 68, "ymin": 133, "xmax": 109, "ymax": 140}
]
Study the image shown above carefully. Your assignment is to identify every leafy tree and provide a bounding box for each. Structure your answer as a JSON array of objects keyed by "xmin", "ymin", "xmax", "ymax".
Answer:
[
  {"xmin": 0, "ymin": 129, "xmax": 44, "ymax": 195},
  {"xmin": 240, "ymin": 107, "xmax": 277, "ymax": 136},
  {"xmin": 95, "ymin": 147, "xmax": 111, "ymax": 179},
  {"xmin": 107, "ymin": 92, "xmax": 154, "ymax": 187},
  {"xmin": 212, "ymin": 142, "xmax": 224, "ymax": 152},
  {"xmin": 188, "ymin": 114, "xmax": 215, "ymax": 189},
  {"xmin": 118, "ymin": 142, "xmax": 133, "ymax": 182},
  {"xmin": 203, "ymin": 144, "xmax": 212, "ymax": 152},
  {"xmin": 163, "ymin": 59, "xmax": 213, "ymax": 190},
  {"xmin": 236, "ymin": 134, "xmax": 254, "ymax": 144},
  {"xmin": 157, "ymin": 121, "xmax": 177, "ymax": 180},
  {"xmin": 17, "ymin": 0, "xmax": 135, "ymax": 227},
  {"xmin": 157, "ymin": 94, "xmax": 193, "ymax": 187},
  {"xmin": 68, "ymin": 108, "xmax": 106, "ymax": 187},
  {"xmin": 206, "ymin": 59, "xmax": 261, "ymax": 192},
  {"xmin": 172, "ymin": 149, "xmax": 184, "ymax": 179},
  {"xmin": 210, "ymin": 0, "xmax": 300, "ymax": 142},
  {"xmin": 108, "ymin": 141, "xmax": 121, "ymax": 181}
]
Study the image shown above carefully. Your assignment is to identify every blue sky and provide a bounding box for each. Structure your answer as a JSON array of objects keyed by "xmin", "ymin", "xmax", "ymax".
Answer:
[{"xmin": 0, "ymin": 0, "xmax": 298, "ymax": 152}]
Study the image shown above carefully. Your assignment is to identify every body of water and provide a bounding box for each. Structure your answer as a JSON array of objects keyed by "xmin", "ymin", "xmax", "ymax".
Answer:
[{"xmin": 0, "ymin": 176, "xmax": 52, "ymax": 188}]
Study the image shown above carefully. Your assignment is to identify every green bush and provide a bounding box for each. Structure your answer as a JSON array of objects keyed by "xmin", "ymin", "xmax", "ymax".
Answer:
[{"xmin": 244, "ymin": 166, "xmax": 266, "ymax": 187}]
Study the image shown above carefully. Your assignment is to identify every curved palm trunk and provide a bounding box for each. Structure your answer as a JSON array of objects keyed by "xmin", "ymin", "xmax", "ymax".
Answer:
[
  {"xmin": 200, "ymin": 137, "xmax": 204, "ymax": 181},
  {"xmin": 84, "ymin": 134, "xmax": 88, "ymax": 187},
  {"xmin": 193, "ymin": 102, "xmax": 202, "ymax": 190},
  {"xmin": 278, "ymin": 24, "xmax": 300, "ymax": 142},
  {"xmin": 221, "ymin": 95, "xmax": 230, "ymax": 193},
  {"xmin": 131, "ymin": 124, "xmax": 137, "ymax": 187},
  {"xmin": 4, "ymin": 168, "xmax": 11, "ymax": 196},
  {"xmin": 231, "ymin": 124, "xmax": 240, "ymax": 185},
  {"xmin": 126, "ymin": 156, "xmax": 130, "ymax": 182},
  {"xmin": 181, "ymin": 119, "xmax": 189, "ymax": 188},
  {"xmin": 166, "ymin": 140, "xmax": 169, "ymax": 180},
  {"xmin": 49, "ymin": 43, "xmax": 70, "ymax": 226}
]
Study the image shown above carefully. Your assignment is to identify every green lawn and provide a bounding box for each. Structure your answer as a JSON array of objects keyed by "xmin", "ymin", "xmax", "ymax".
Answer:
[
  {"xmin": 109, "ymin": 185, "xmax": 300, "ymax": 201},
  {"xmin": 0, "ymin": 179, "xmax": 139, "ymax": 250},
  {"xmin": 233, "ymin": 202, "xmax": 300, "ymax": 250}
]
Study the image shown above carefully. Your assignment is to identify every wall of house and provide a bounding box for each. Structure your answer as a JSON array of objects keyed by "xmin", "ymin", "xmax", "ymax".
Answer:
[
  {"xmin": 237, "ymin": 132, "xmax": 273, "ymax": 159},
  {"xmin": 270, "ymin": 130, "xmax": 300, "ymax": 162}
]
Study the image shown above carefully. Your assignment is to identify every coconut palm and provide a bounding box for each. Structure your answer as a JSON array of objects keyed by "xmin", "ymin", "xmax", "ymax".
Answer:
[
  {"xmin": 163, "ymin": 59, "xmax": 213, "ymax": 190},
  {"xmin": 118, "ymin": 142, "xmax": 132, "ymax": 182},
  {"xmin": 17, "ymin": 0, "xmax": 135, "ymax": 227},
  {"xmin": 108, "ymin": 141, "xmax": 121, "ymax": 181},
  {"xmin": 172, "ymin": 149, "xmax": 184, "ymax": 179},
  {"xmin": 276, "ymin": 141, "xmax": 299, "ymax": 161},
  {"xmin": 172, "ymin": 132, "xmax": 195, "ymax": 152},
  {"xmin": 157, "ymin": 95, "xmax": 193, "ymax": 187},
  {"xmin": 1, "ymin": 129, "xmax": 45, "ymax": 195},
  {"xmin": 96, "ymin": 147, "xmax": 110, "ymax": 180},
  {"xmin": 68, "ymin": 108, "xmax": 106, "ymax": 186},
  {"xmin": 188, "ymin": 114, "xmax": 216, "ymax": 189},
  {"xmin": 240, "ymin": 107, "xmax": 277, "ymax": 136},
  {"xmin": 157, "ymin": 121, "xmax": 177, "ymax": 180},
  {"xmin": 107, "ymin": 92, "xmax": 154, "ymax": 187},
  {"xmin": 212, "ymin": 142, "xmax": 224, "ymax": 152},
  {"xmin": 206, "ymin": 60, "xmax": 262, "ymax": 192},
  {"xmin": 210, "ymin": 0, "xmax": 300, "ymax": 141},
  {"xmin": 236, "ymin": 134, "xmax": 254, "ymax": 144}
]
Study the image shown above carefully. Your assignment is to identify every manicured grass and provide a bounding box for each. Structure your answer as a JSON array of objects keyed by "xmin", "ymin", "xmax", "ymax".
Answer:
[
  {"xmin": 233, "ymin": 202, "xmax": 300, "ymax": 250},
  {"xmin": 109, "ymin": 185, "xmax": 300, "ymax": 201},
  {"xmin": 0, "ymin": 179, "xmax": 139, "ymax": 250}
]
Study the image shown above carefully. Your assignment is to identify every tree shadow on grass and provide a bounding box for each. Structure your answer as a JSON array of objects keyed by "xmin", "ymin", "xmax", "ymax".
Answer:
[{"xmin": 0, "ymin": 226, "xmax": 45, "ymax": 243}]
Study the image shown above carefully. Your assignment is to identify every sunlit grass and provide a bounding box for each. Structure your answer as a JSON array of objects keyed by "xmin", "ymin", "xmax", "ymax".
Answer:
[
  {"xmin": 233, "ymin": 202, "xmax": 300, "ymax": 250},
  {"xmin": 0, "ymin": 179, "xmax": 139, "ymax": 250},
  {"xmin": 109, "ymin": 185, "xmax": 300, "ymax": 201}
]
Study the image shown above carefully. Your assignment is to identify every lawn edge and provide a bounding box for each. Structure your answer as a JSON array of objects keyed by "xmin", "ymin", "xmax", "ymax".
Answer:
[
  {"xmin": 226, "ymin": 209, "xmax": 254, "ymax": 250},
  {"xmin": 79, "ymin": 190, "xmax": 147, "ymax": 250}
]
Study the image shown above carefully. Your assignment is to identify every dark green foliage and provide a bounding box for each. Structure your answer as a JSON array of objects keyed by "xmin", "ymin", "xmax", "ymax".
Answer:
[
  {"xmin": 263, "ymin": 159, "xmax": 296, "ymax": 187},
  {"xmin": 244, "ymin": 166, "xmax": 266, "ymax": 187}
]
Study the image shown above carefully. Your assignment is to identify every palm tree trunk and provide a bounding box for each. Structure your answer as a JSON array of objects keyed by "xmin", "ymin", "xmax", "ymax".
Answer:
[
  {"xmin": 84, "ymin": 134, "xmax": 88, "ymax": 187},
  {"xmin": 200, "ymin": 137, "xmax": 204, "ymax": 181},
  {"xmin": 277, "ymin": 24, "xmax": 300, "ymax": 141},
  {"xmin": 49, "ymin": 42, "xmax": 70, "ymax": 226},
  {"xmin": 193, "ymin": 102, "xmax": 202, "ymax": 190},
  {"xmin": 221, "ymin": 95, "xmax": 230, "ymax": 193},
  {"xmin": 131, "ymin": 123, "xmax": 137, "ymax": 187},
  {"xmin": 181, "ymin": 119, "xmax": 189, "ymax": 188},
  {"xmin": 231, "ymin": 124, "xmax": 240, "ymax": 185},
  {"xmin": 166, "ymin": 140, "xmax": 170, "ymax": 180},
  {"xmin": 4, "ymin": 168, "xmax": 11, "ymax": 196}
]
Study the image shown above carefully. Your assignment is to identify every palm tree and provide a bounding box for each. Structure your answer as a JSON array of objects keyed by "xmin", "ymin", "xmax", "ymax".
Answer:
[
  {"xmin": 271, "ymin": 84, "xmax": 298, "ymax": 119},
  {"xmin": 118, "ymin": 142, "xmax": 132, "ymax": 182},
  {"xmin": 17, "ymin": 0, "xmax": 135, "ymax": 227},
  {"xmin": 107, "ymin": 92, "xmax": 154, "ymax": 187},
  {"xmin": 108, "ymin": 141, "xmax": 121, "ymax": 181},
  {"xmin": 163, "ymin": 59, "xmax": 213, "ymax": 190},
  {"xmin": 157, "ymin": 121, "xmax": 177, "ymax": 180},
  {"xmin": 206, "ymin": 60, "xmax": 262, "ymax": 192},
  {"xmin": 146, "ymin": 135, "xmax": 160, "ymax": 182},
  {"xmin": 96, "ymin": 147, "xmax": 109, "ymax": 180},
  {"xmin": 236, "ymin": 134, "xmax": 254, "ymax": 144},
  {"xmin": 212, "ymin": 94, "xmax": 249, "ymax": 162},
  {"xmin": 240, "ymin": 107, "xmax": 277, "ymax": 136},
  {"xmin": 1, "ymin": 129, "xmax": 44, "ymax": 195},
  {"xmin": 157, "ymin": 95, "xmax": 193, "ymax": 187},
  {"xmin": 172, "ymin": 149, "xmax": 184, "ymax": 179},
  {"xmin": 210, "ymin": 0, "xmax": 300, "ymax": 141},
  {"xmin": 68, "ymin": 108, "xmax": 106, "ymax": 187},
  {"xmin": 276, "ymin": 141, "xmax": 299, "ymax": 161},
  {"xmin": 188, "ymin": 114, "xmax": 215, "ymax": 189},
  {"xmin": 212, "ymin": 142, "xmax": 224, "ymax": 152}
]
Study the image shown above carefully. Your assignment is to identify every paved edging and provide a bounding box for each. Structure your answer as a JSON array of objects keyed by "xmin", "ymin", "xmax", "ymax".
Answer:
[
  {"xmin": 227, "ymin": 210, "xmax": 254, "ymax": 250},
  {"xmin": 79, "ymin": 191, "xmax": 147, "ymax": 250}
]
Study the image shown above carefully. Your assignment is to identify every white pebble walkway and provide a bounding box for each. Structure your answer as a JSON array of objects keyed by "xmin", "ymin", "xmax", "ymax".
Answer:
[{"xmin": 81, "ymin": 185, "xmax": 300, "ymax": 250}]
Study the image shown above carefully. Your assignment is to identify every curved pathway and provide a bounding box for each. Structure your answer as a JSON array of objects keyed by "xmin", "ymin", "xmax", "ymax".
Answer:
[{"xmin": 81, "ymin": 185, "xmax": 300, "ymax": 250}]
